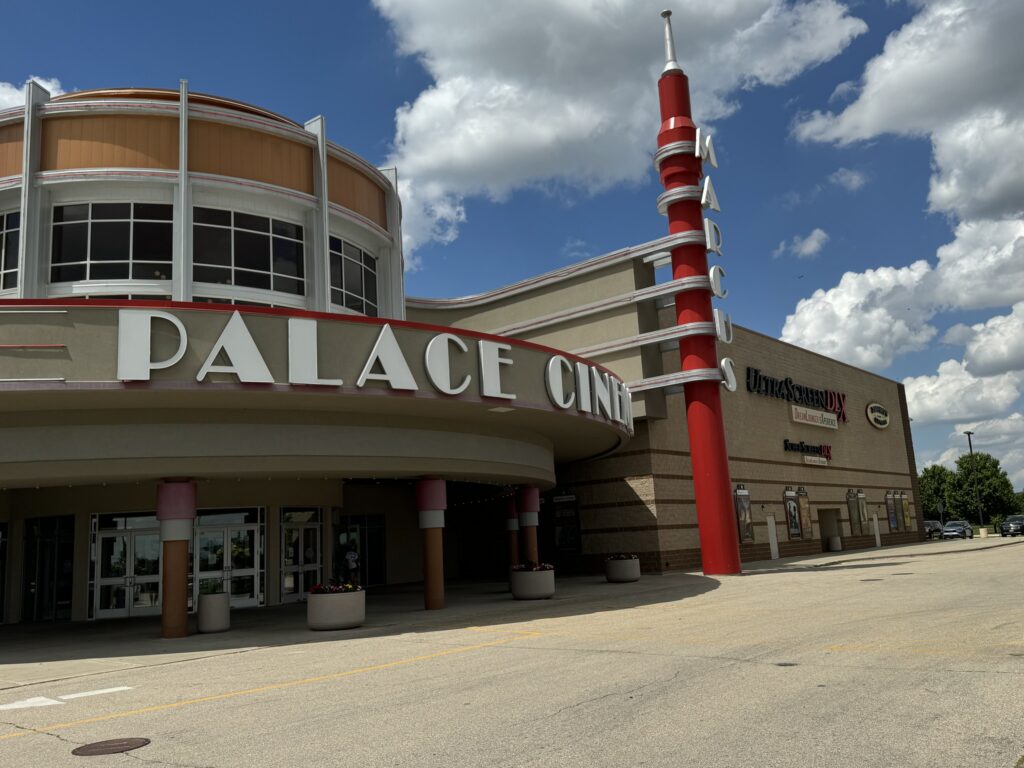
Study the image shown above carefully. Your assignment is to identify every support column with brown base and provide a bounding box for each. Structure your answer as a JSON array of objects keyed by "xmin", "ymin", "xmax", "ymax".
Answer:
[
  {"xmin": 505, "ymin": 497, "xmax": 520, "ymax": 568},
  {"xmin": 415, "ymin": 478, "xmax": 446, "ymax": 611},
  {"xmin": 156, "ymin": 480, "xmax": 197, "ymax": 639},
  {"xmin": 517, "ymin": 486, "xmax": 540, "ymax": 565}
]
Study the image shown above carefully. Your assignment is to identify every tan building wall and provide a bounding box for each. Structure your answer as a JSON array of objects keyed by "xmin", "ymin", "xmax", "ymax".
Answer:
[
  {"xmin": 0, "ymin": 122, "xmax": 23, "ymax": 178},
  {"xmin": 40, "ymin": 115, "xmax": 179, "ymax": 171}
]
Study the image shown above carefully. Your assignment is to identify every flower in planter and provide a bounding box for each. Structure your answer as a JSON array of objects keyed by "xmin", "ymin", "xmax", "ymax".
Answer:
[
  {"xmin": 605, "ymin": 553, "xmax": 639, "ymax": 561},
  {"xmin": 308, "ymin": 581, "xmax": 363, "ymax": 594},
  {"xmin": 511, "ymin": 561, "xmax": 555, "ymax": 572}
]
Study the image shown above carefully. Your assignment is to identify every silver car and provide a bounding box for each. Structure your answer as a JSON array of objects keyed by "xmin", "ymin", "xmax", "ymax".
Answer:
[{"xmin": 942, "ymin": 521, "xmax": 974, "ymax": 539}]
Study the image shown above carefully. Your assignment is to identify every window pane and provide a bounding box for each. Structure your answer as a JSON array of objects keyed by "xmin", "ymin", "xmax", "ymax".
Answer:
[
  {"xmin": 272, "ymin": 220, "xmax": 302, "ymax": 240},
  {"xmin": 234, "ymin": 269, "xmax": 271, "ymax": 290},
  {"xmin": 134, "ymin": 203, "xmax": 172, "ymax": 221},
  {"xmin": 272, "ymin": 238, "xmax": 303, "ymax": 278},
  {"xmin": 194, "ymin": 265, "xmax": 231, "ymax": 285},
  {"xmin": 234, "ymin": 230, "xmax": 269, "ymax": 272},
  {"xmin": 272, "ymin": 275, "xmax": 303, "ymax": 295},
  {"xmin": 92, "ymin": 203, "xmax": 131, "ymax": 220},
  {"xmin": 194, "ymin": 207, "xmax": 231, "ymax": 226},
  {"xmin": 4, "ymin": 231, "xmax": 18, "ymax": 270},
  {"xmin": 344, "ymin": 292, "xmax": 363, "ymax": 313},
  {"xmin": 51, "ymin": 223, "xmax": 88, "ymax": 265},
  {"xmin": 343, "ymin": 257, "xmax": 361, "ymax": 295},
  {"xmin": 234, "ymin": 212, "xmax": 269, "ymax": 233},
  {"xmin": 53, "ymin": 204, "xmax": 88, "ymax": 223},
  {"xmin": 342, "ymin": 241, "xmax": 360, "ymax": 259},
  {"xmin": 133, "ymin": 222, "xmax": 172, "ymax": 262},
  {"xmin": 193, "ymin": 225, "xmax": 231, "ymax": 266},
  {"xmin": 362, "ymin": 252, "xmax": 374, "ymax": 268},
  {"xmin": 329, "ymin": 254, "xmax": 343, "ymax": 289},
  {"xmin": 5, "ymin": 211, "xmax": 20, "ymax": 229},
  {"xmin": 132, "ymin": 262, "xmax": 173, "ymax": 280},
  {"xmin": 364, "ymin": 269, "xmax": 377, "ymax": 305},
  {"xmin": 329, "ymin": 236, "xmax": 343, "ymax": 253},
  {"xmin": 2, "ymin": 272, "xmax": 17, "ymax": 290},
  {"xmin": 91, "ymin": 221, "xmax": 131, "ymax": 261},
  {"xmin": 365, "ymin": 303, "xmax": 378, "ymax": 318},
  {"xmin": 51, "ymin": 264, "xmax": 87, "ymax": 282},
  {"xmin": 90, "ymin": 262, "xmax": 130, "ymax": 280},
  {"xmin": 331, "ymin": 288, "xmax": 344, "ymax": 306}
]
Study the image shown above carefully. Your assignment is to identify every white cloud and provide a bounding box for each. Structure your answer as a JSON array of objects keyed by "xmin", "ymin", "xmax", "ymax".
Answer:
[
  {"xmin": 793, "ymin": 0, "xmax": 1024, "ymax": 144},
  {"xmin": 828, "ymin": 80, "xmax": 858, "ymax": 104},
  {"xmin": 903, "ymin": 360, "xmax": 1021, "ymax": 424},
  {"xmin": 952, "ymin": 413, "xmax": 1024, "ymax": 488},
  {"xmin": 781, "ymin": 260, "xmax": 936, "ymax": 368},
  {"xmin": 375, "ymin": 0, "xmax": 867, "ymax": 258},
  {"xmin": 0, "ymin": 77, "xmax": 64, "ymax": 109},
  {"xmin": 774, "ymin": 227, "xmax": 829, "ymax": 259},
  {"xmin": 560, "ymin": 237, "xmax": 591, "ymax": 261},
  {"xmin": 828, "ymin": 167, "xmax": 867, "ymax": 191},
  {"xmin": 942, "ymin": 302, "xmax": 1024, "ymax": 377},
  {"xmin": 782, "ymin": 0, "xmax": 1024, "ymax": 422}
]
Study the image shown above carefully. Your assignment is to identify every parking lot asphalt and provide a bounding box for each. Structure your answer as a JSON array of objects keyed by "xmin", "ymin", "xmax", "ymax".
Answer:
[{"xmin": 1, "ymin": 537, "xmax": 1022, "ymax": 767}]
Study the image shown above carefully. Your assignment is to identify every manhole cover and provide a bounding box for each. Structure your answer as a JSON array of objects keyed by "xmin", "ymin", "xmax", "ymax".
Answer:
[
  {"xmin": 72, "ymin": 738, "xmax": 150, "ymax": 756},
  {"xmin": 775, "ymin": 662, "xmax": 798, "ymax": 667}
]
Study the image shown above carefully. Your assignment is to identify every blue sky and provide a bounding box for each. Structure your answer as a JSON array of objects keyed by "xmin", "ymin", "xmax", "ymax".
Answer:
[{"xmin": 2, "ymin": 0, "xmax": 1022, "ymax": 488}]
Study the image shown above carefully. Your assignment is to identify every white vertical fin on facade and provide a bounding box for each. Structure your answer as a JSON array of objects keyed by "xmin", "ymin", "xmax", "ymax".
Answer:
[
  {"xmin": 304, "ymin": 116, "xmax": 332, "ymax": 313},
  {"xmin": 17, "ymin": 80, "xmax": 50, "ymax": 299},
  {"xmin": 172, "ymin": 79, "xmax": 191, "ymax": 302}
]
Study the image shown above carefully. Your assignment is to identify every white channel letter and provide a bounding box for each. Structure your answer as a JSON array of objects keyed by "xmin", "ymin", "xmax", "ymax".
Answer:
[
  {"xmin": 425, "ymin": 333, "xmax": 471, "ymax": 395},
  {"xmin": 116, "ymin": 309, "xmax": 187, "ymax": 381},
  {"xmin": 288, "ymin": 318, "xmax": 342, "ymax": 386},
  {"xmin": 694, "ymin": 127, "xmax": 718, "ymax": 168},
  {"xmin": 609, "ymin": 378, "xmax": 622, "ymax": 422},
  {"xmin": 478, "ymin": 340, "xmax": 515, "ymax": 400},
  {"xmin": 704, "ymin": 219, "xmax": 723, "ymax": 256},
  {"xmin": 545, "ymin": 356, "xmax": 576, "ymax": 409},
  {"xmin": 196, "ymin": 311, "xmax": 274, "ymax": 383},
  {"xmin": 574, "ymin": 361, "xmax": 593, "ymax": 413},
  {"xmin": 713, "ymin": 307, "xmax": 734, "ymax": 345},
  {"xmin": 709, "ymin": 264, "xmax": 728, "ymax": 298},
  {"xmin": 356, "ymin": 324, "xmax": 418, "ymax": 390},
  {"xmin": 620, "ymin": 385, "xmax": 634, "ymax": 429},
  {"xmin": 591, "ymin": 368, "xmax": 614, "ymax": 419},
  {"xmin": 720, "ymin": 357, "xmax": 737, "ymax": 392},
  {"xmin": 701, "ymin": 176, "xmax": 721, "ymax": 212}
]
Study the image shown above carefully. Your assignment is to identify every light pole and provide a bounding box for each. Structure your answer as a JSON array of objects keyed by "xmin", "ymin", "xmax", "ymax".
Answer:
[{"xmin": 964, "ymin": 430, "xmax": 985, "ymax": 529}]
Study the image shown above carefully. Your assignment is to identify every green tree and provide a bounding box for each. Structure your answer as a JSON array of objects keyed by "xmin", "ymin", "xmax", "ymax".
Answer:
[
  {"xmin": 948, "ymin": 452, "xmax": 1018, "ymax": 525},
  {"xmin": 919, "ymin": 464, "xmax": 955, "ymax": 521}
]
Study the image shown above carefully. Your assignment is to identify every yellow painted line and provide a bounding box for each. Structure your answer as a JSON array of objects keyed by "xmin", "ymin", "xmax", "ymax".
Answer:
[{"xmin": 0, "ymin": 630, "xmax": 533, "ymax": 743}]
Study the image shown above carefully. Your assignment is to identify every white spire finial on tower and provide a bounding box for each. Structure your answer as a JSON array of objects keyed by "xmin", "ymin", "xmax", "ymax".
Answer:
[{"xmin": 661, "ymin": 9, "xmax": 683, "ymax": 75}]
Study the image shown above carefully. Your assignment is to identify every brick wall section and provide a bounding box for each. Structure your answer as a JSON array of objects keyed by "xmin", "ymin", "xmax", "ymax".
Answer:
[{"xmin": 899, "ymin": 383, "xmax": 927, "ymax": 540}]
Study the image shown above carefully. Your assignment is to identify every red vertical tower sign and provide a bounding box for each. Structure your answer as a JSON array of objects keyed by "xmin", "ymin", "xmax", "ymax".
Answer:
[{"xmin": 655, "ymin": 11, "xmax": 741, "ymax": 575}]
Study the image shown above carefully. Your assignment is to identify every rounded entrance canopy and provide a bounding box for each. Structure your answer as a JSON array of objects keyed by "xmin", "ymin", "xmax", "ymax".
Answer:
[{"xmin": 0, "ymin": 300, "xmax": 633, "ymax": 488}]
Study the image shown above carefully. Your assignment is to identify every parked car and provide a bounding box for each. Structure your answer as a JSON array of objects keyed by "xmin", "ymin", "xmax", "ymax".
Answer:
[
  {"xmin": 942, "ymin": 521, "xmax": 974, "ymax": 539},
  {"xmin": 923, "ymin": 520, "xmax": 943, "ymax": 539},
  {"xmin": 1000, "ymin": 515, "xmax": 1024, "ymax": 537}
]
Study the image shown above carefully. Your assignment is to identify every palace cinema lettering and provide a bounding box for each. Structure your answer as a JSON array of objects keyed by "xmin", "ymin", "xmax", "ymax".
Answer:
[{"xmin": 746, "ymin": 367, "xmax": 847, "ymax": 423}]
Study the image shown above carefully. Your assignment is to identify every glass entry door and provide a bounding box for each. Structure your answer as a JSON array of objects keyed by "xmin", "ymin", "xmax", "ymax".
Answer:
[
  {"xmin": 194, "ymin": 525, "xmax": 260, "ymax": 608},
  {"xmin": 281, "ymin": 524, "xmax": 321, "ymax": 602},
  {"xmin": 94, "ymin": 530, "xmax": 161, "ymax": 619}
]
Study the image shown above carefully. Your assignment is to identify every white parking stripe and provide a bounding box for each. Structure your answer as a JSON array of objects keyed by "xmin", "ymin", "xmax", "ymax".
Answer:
[
  {"xmin": 0, "ymin": 696, "xmax": 63, "ymax": 710},
  {"xmin": 58, "ymin": 686, "xmax": 133, "ymax": 700}
]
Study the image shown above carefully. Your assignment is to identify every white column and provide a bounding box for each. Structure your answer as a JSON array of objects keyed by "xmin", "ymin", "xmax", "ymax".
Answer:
[
  {"xmin": 172, "ymin": 79, "xmax": 192, "ymax": 302},
  {"xmin": 17, "ymin": 80, "xmax": 50, "ymax": 299},
  {"xmin": 303, "ymin": 116, "xmax": 331, "ymax": 313}
]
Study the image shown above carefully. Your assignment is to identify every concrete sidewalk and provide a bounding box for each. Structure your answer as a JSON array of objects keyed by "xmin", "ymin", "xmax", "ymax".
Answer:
[{"xmin": 738, "ymin": 533, "xmax": 1024, "ymax": 572}]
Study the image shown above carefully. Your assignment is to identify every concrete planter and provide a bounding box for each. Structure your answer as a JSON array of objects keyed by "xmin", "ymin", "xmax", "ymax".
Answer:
[
  {"xmin": 979, "ymin": 527, "xmax": 989, "ymax": 539},
  {"xmin": 307, "ymin": 590, "xmax": 365, "ymax": 630},
  {"xmin": 605, "ymin": 558, "xmax": 641, "ymax": 583},
  {"xmin": 510, "ymin": 569, "xmax": 555, "ymax": 600},
  {"xmin": 197, "ymin": 592, "xmax": 230, "ymax": 633}
]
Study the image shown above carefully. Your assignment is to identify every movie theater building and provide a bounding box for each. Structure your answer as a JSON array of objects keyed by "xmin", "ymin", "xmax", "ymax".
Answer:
[{"xmin": 0, "ymin": 82, "xmax": 921, "ymax": 630}]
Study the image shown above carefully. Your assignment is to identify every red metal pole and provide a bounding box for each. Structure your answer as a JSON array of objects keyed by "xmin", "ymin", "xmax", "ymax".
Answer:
[{"xmin": 656, "ymin": 13, "xmax": 740, "ymax": 575}]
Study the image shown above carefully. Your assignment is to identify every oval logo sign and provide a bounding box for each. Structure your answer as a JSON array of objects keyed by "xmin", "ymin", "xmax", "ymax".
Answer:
[{"xmin": 866, "ymin": 403, "xmax": 890, "ymax": 429}]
